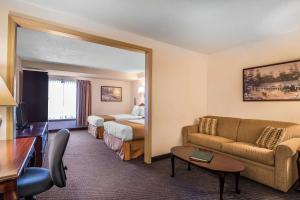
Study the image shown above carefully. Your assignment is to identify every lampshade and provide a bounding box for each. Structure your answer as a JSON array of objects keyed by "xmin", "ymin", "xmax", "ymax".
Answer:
[
  {"xmin": 138, "ymin": 86, "xmax": 145, "ymax": 94},
  {"xmin": 0, "ymin": 76, "xmax": 16, "ymax": 106}
]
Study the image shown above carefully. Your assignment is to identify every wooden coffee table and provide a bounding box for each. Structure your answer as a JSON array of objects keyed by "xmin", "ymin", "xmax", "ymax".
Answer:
[{"xmin": 171, "ymin": 146, "xmax": 245, "ymax": 200}]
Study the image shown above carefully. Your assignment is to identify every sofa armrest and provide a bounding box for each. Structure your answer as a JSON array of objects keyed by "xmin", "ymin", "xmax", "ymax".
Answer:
[
  {"xmin": 276, "ymin": 138, "xmax": 300, "ymax": 158},
  {"xmin": 182, "ymin": 125, "xmax": 198, "ymax": 145}
]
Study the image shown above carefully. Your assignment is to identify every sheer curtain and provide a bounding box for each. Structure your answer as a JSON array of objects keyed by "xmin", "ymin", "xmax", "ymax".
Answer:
[{"xmin": 48, "ymin": 79, "xmax": 77, "ymax": 120}]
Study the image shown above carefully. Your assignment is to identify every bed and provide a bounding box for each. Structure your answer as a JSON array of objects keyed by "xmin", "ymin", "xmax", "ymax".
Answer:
[
  {"xmin": 87, "ymin": 114, "xmax": 143, "ymax": 139},
  {"xmin": 103, "ymin": 119, "xmax": 145, "ymax": 160},
  {"xmin": 87, "ymin": 105, "xmax": 144, "ymax": 139}
]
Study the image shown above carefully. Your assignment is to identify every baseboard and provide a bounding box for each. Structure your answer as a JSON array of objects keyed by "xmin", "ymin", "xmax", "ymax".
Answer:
[
  {"xmin": 151, "ymin": 153, "xmax": 172, "ymax": 162},
  {"xmin": 49, "ymin": 126, "xmax": 88, "ymax": 133}
]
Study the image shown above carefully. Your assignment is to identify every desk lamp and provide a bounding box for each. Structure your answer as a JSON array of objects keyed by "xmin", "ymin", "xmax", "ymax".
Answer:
[{"xmin": 0, "ymin": 76, "xmax": 16, "ymax": 127}]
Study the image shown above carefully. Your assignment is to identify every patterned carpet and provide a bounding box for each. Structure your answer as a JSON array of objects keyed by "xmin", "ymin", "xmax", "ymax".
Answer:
[{"xmin": 38, "ymin": 130, "xmax": 300, "ymax": 200}]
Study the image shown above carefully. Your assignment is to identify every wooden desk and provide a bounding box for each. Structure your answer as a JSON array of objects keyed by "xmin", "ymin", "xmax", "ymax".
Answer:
[
  {"xmin": 16, "ymin": 122, "xmax": 48, "ymax": 167},
  {"xmin": 0, "ymin": 137, "xmax": 35, "ymax": 200}
]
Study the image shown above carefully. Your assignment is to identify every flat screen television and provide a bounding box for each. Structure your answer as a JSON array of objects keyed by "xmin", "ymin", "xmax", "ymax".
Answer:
[{"xmin": 16, "ymin": 102, "xmax": 29, "ymax": 130}]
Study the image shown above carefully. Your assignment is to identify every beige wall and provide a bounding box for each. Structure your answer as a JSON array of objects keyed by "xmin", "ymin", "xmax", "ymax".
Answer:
[
  {"xmin": 132, "ymin": 78, "xmax": 145, "ymax": 105},
  {"xmin": 207, "ymin": 30, "xmax": 300, "ymax": 123},
  {"xmin": 0, "ymin": 1, "xmax": 208, "ymax": 156},
  {"xmin": 90, "ymin": 78, "xmax": 134, "ymax": 115}
]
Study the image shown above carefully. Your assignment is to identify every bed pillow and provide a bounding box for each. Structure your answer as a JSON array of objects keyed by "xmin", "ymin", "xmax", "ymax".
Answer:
[
  {"xmin": 139, "ymin": 106, "xmax": 145, "ymax": 117},
  {"xmin": 198, "ymin": 117, "xmax": 218, "ymax": 135},
  {"xmin": 131, "ymin": 106, "xmax": 141, "ymax": 116},
  {"xmin": 256, "ymin": 126, "xmax": 286, "ymax": 150}
]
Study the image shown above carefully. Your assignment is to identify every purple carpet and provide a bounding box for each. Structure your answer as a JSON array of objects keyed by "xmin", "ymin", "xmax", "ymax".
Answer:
[{"xmin": 38, "ymin": 130, "xmax": 300, "ymax": 200}]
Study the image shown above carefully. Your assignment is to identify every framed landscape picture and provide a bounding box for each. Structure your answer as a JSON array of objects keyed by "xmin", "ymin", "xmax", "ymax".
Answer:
[
  {"xmin": 101, "ymin": 86, "xmax": 122, "ymax": 102},
  {"xmin": 243, "ymin": 60, "xmax": 300, "ymax": 101}
]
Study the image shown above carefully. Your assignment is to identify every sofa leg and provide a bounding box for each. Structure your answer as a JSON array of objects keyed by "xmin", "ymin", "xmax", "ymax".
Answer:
[{"xmin": 296, "ymin": 151, "xmax": 300, "ymax": 192}]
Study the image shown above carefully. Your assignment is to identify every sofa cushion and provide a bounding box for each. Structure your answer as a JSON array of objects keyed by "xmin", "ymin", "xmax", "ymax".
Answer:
[
  {"xmin": 237, "ymin": 119, "xmax": 273, "ymax": 144},
  {"xmin": 269, "ymin": 121, "xmax": 299, "ymax": 140},
  {"xmin": 205, "ymin": 116, "xmax": 240, "ymax": 141},
  {"xmin": 188, "ymin": 133, "xmax": 234, "ymax": 151},
  {"xmin": 222, "ymin": 142, "xmax": 274, "ymax": 166}
]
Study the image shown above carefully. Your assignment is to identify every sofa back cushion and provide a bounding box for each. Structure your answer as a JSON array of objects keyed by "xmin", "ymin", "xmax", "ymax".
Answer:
[
  {"xmin": 269, "ymin": 121, "xmax": 300, "ymax": 140},
  {"xmin": 237, "ymin": 119, "xmax": 298, "ymax": 144},
  {"xmin": 204, "ymin": 116, "xmax": 240, "ymax": 140}
]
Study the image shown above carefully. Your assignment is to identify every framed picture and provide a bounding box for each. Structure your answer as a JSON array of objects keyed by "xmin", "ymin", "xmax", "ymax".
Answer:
[
  {"xmin": 243, "ymin": 59, "xmax": 300, "ymax": 101},
  {"xmin": 101, "ymin": 86, "xmax": 122, "ymax": 102}
]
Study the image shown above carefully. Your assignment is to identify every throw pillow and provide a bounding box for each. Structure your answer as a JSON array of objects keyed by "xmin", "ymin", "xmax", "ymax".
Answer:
[
  {"xmin": 198, "ymin": 117, "xmax": 218, "ymax": 135},
  {"xmin": 256, "ymin": 126, "xmax": 286, "ymax": 150}
]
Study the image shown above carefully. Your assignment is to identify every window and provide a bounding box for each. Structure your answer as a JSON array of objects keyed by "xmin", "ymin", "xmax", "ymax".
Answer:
[{"xmin": 48, "ymin": 79, "xmax": 77, "ymax": 120}]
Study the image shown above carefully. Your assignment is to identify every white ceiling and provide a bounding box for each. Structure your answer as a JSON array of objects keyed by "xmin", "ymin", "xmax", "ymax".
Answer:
[
  {"xmin": 17, "ymin": 28, "xmax": 145, "ymax": 73},
  {"xmin": 21, "ymin": 0, "xmax": 300, "ymax": 53}
]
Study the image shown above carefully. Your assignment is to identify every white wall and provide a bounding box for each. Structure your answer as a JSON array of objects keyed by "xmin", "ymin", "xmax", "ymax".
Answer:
[
  {"xmin": 207, "ymin": 30, "xmax": 300, "ymax": 123},
  {"xmin": 90, "ymin": 78, "xmax": 134, "ymax": 115},
  {"xmin": 132, "ymin": 78, "xmax": 145, "ymax": 105},
  {"xmin": 0, "ymin": 0, "xmax": 208, "ymax": 156}
]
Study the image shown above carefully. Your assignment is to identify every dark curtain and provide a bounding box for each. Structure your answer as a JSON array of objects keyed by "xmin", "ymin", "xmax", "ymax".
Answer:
[
  {"xmin": 76, "ymin": 80, "xmax": 91, "ymax": 126},
  {"xmin": 22, "ymin": 70, "xmax": 48, "ymax": 122}
]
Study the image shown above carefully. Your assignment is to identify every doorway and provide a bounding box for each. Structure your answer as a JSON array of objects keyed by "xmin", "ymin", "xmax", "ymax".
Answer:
[{"xmin": 7, "ymin": 14, "xmax": 152, "ymax": 163}]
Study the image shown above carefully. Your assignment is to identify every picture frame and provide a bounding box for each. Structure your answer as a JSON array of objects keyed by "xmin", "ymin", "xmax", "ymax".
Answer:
[
  {"xmin": 101, "ymin": 86, "xmax": 122, "ymax": 102},
  {"xmin": 243, "ymin": 59, "xmax": 300, "ymax": 101}
]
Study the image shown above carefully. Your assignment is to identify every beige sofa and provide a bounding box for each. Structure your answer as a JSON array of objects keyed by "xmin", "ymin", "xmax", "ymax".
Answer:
[{"xmin": 182, "ymin": 116, "xmax": 300, "ymax": 192}]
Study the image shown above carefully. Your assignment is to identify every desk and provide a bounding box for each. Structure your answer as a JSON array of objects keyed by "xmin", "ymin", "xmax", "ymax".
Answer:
[
  {"xmin": 0, "ymin": 137, "xmax": 35, "ymax": 200},
  {"xmin": 16, "ymin": 122, "xmax": 48, "ymax": 167}
]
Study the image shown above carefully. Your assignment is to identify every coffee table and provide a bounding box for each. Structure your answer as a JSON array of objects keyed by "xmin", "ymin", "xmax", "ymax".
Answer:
[{"xmin": 170, "ymin": 146, "xmax": 245, "ymax": 200}]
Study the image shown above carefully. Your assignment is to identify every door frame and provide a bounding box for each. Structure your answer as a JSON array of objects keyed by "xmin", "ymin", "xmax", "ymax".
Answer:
[{"xmin": 6, "ymin": 13, "xmax": 153, "ymax": 164}]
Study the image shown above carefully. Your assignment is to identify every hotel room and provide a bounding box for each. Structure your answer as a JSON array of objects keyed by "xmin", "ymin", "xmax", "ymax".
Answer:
[
  {"xmin": 1, "ymin": 0, "xmax": 300, "ymax": 200},
  {"xmin": 16, "ymin": 26, "xmax": 147, "ymax": 161}
]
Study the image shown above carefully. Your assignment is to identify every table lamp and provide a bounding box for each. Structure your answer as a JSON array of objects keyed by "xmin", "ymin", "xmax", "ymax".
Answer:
[{"xmin": 0, "ymin": 76, "xmax": 16, "ymax": 127}]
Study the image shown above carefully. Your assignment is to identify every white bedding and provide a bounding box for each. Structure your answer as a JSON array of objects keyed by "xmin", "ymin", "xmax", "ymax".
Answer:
[
  {"xmin": 127, "ymin": 119, "xmax": 145, "ymax": 125},
  {"xmin": 103, "ymin": 119, "xmax": 145, "ymax": 141},
  {"xmin": 87, "ymin": 114, "xmax": 143, "ymax": 127},
  {"xmin": 110, "ymin": 114, "xmax": 143, "ymax": 121},
  {"xmin": 103, "ymin": 121, "xmax": 133, "ymax": 141},
  {"xmin": 87, "ymin": 115, "xmax": 104, "ymax": 127}
]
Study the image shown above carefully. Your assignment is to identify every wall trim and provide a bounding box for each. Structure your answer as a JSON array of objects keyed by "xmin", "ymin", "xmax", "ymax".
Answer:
[{"xmin": 152, "ymin": 153, "xmax": 172, "ymax": 162}]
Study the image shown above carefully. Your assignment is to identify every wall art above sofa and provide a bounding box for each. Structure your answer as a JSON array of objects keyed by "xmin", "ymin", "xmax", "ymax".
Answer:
[{"xmin": 243, "ymin": 59, "xmax": 300, "ymax": 101}]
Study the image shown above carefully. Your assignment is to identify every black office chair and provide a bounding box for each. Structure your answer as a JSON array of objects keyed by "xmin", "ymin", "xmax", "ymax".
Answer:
[{"xmin": 17, "ymin": 129, "xmax": 70, "ymax": 200}]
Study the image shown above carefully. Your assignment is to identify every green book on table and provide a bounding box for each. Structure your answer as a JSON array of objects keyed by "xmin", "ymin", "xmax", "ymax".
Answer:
[{"xmin": 189, "ymin": 150, "xmax": 213, "ymax": 163}]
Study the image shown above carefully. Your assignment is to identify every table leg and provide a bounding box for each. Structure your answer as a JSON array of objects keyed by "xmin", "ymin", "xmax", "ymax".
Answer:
[
  {"xmin": 187, "ymin": 163, "xmax": 191, "ymax": 171},
  {"xmin": 235, "ymin": 172, "xmax": 241, "ymax": 194},
  {"xmin": 0, "ymin": 180, "xmax": 18, "ymax": 200},
  {"xmin": 34, "ymin": 136, "xmax": 43, "ymax": 167},
  {"xmin": 171, "ymin": 154, "xmax": 175, "ymax": 177},
  {"xmin": 218, "ymin": 173, "xmax": 225, "ymax": 200}
]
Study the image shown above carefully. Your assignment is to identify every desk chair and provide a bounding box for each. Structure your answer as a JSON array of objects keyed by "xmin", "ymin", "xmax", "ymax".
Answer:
[{"xmin": 17, "ymin": 129, "xmax": 70, "ymax": 200}]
